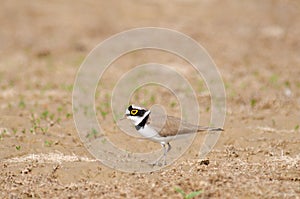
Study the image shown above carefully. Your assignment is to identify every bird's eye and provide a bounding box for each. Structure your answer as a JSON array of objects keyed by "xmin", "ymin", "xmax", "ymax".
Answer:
[{"xmin": 131, "ymin": 110, "xmax": 138, "ymax": 115}]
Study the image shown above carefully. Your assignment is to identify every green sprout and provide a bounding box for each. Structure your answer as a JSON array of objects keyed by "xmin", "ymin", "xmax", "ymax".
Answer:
[
  {"xmin": 61, "ymin": 84, "xmax": 73, "ymax": 92},
  {"xmin": 206, "ymin": 106, "xmax": 210, "ymax": 112},
  {"xmin": 269, "ymin": 74, "xmax": 278, "ymax": 85},
  {"xmin": 100, "ymin": 110, "xmax": 108, "ymax": 119},
  {"xmin": 56, "ymin": 117, "xmax": 61, "ymax": 124},
  {"xmin": 57, "ymin": 106, "xmax": 63, "ymax": 113},
  {"xmin": 44, "ymin": 140, "xmax": 53, "ymax": 147},
  {"xmin": 18, "ymin": 100, "xmax": 26, "ymax": 109},
  {"xmin": 101, "ymin": 138, "xmax": 107, "ymax": 144},
  {"xmin": 174, "ymin": 187, "xmax": 202, "ymax": 199},
  {"xmin": 66, "ymin": 113, "xmax": 72, "ymax": 119},
  {"xmin": 141, "ymin": 101, "xmax": 148, "ymax": 107},
  {"xmin": 86, "ymin": 128, "xmax": 99, "ymax": 139},
  {"xmin": 284, "ymin": 80, "xmax": 290, "ymax": 87},
  {"xmin": 49, "ymin": 113, "xmax": 55, "ymax": 121},
  {"xmin": 150, "ymin": 95, "xmax": 155, "ymax": 103},
  {"xmin": 41, "ymin": 110, "xmax": 49, "ymax": 120},
  {"xmin": 197, "ymin": 80, "xmax": 205, "ymax": 92},
  {"xmin": 8, "ymin": 102, "xmax": 12, "ymax": 110},
  {"xmin": 41, "ymin": 127, "xmax": 48, "ymax": 134},
  {"xmin": 170, "ymin": 101, "xmax": 177, "ymax": 108},
  {"xmin": 250, "ymin": 98, "xmax": 257, "ymax": 108},
  {"xmin": 12, "ymin": 128, "xmax": 17, "ymax": 134}
]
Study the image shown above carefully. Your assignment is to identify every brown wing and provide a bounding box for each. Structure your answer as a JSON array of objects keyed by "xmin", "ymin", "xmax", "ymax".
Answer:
[{"xmin": 149, "ymin": 115, "xmax": 222, "ymax": 137}]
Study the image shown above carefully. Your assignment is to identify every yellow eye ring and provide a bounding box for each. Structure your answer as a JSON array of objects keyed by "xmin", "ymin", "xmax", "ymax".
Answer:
[{"xmin": 131, "ymin": 110, "xmax": 138, "ymax": 115}]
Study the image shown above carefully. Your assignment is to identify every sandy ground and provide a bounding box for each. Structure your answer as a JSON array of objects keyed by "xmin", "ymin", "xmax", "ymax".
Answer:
[{"xmin": 0, "ymin": 0, "xmax": 299, "ymax": 198}]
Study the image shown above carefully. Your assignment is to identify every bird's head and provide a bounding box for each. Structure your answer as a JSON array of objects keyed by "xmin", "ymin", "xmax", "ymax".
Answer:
[{"xmin": 125, "ymin": 105, "xmax": 151, "ymax": 125}]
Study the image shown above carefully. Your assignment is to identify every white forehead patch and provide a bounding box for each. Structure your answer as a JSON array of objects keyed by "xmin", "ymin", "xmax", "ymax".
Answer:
[{"xmin": 131, "ymin": 104, "xmax": 146, "ymax": 110}]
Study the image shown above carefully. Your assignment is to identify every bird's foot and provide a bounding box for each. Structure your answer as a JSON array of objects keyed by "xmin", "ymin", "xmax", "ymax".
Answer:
[
  {"xmin": 148, "ymin": 158, "xmax": 167, "ymax": 167},
  {"xmin": 148, "ymin": 162, "xmax": 161, "ymax": 167},
  {"xmin": 148, "ymin": 143, "xmax": 169, "ymax": 167}
]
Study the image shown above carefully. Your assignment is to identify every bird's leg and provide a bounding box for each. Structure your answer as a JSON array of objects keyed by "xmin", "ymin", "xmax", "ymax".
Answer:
[
  {"xmin": 149, "ymin": 143, "xmax": 166, "ymax": 166},
  {"xmin": 162, "ymin": 142, "xmax": 172, "ymax": 165},
  {"xmin": 167, "ymin": 143, "xmax": 171, "ymax": 152},
  {"xmin": 162, "ymin": 144, "xmax": 167, "ymax": 165}
]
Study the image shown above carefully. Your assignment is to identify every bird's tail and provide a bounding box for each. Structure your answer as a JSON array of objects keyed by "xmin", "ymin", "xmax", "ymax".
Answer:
[
  {"xmin": 208, "ymin": 127, "xmax": 224, "ymax": 131},
  {"xmin": 197, "ymin": 127, "xmax": 224, "ymax": 132}
]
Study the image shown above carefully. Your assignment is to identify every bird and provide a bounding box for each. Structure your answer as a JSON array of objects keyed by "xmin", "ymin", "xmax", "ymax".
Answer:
[{"xmin": 124, "ymin": 104, "xmax": 223, "ymax": 166}]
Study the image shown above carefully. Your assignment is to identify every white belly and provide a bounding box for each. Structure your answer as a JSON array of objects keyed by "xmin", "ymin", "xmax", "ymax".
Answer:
[
  {"xmin": 137, "ymin": 125, "xmax": 175, "ymax": 143},
  {"xmin": 137, "ymin": 125, "xmax": 158, "ymax": 139}
]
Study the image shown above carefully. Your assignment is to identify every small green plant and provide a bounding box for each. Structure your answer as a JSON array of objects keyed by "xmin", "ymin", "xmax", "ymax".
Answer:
[
  {"xmin": 44, "ymin": 140, "xmax": 53, "ymax": 147},
  {"xmin": 12, "ymin": 128, "xmax": 17, "ymax": 134},
  {"xmin": 150, "ymin": 95, "xmax": 155, "ymax": 103},
  {"xmin": 224, "ymin": 82, "xmax": 231, "ymax": 89},
  {"xmin": 41, "ymin": 110, "xmax": 49, "ymax": 120},
  {"xmin": 170, "ymin": 101, "xmax": 177, "ymax": 108},
  {"xmin": 86, "ymin": 128, "xmax": 99, "ymax": 139},
  {"xmin": 66, "ymin": 113, "xmax": 72, "ymax": 119},
  {"xmin": 197, "ymin": 80, "xmax": 204, "ymax": 92},
  {"xmin": 41, "ymin": 126, "xmax": 48, "ymax": 134},
  {"xmin": 8, "ymin": 102, "xmax": 12, "ymax": 110},
  {"xmin": 15, "ymin": 145, "xmax": 21, "ymax": 150},
  {"xmin": 250, "ymin": 98, "xmax": 257, "ymax": 108},
  {"xmin": 284, "ymin": 80, "xmax": 290, "ymax": 87},
  {"xmin": 1, "ymin": 128, "xmax": 7, "ymax": 135},
  {"xmin": 56, "ymin": 117, "xmax": 61, "ymax": 124},
  {"xmin": 295, "ymin": 125, "xmax": 299, "ymax": 131},
  {"xmin": 57, "ymin": 106, "xmax": 63, "ymax": 113},
  {"xmin": 141, "ymin": 101, "xmax": 148, "ymax": 107},
  {"xmin": 30, "ymin": 113, "xmax": 50, "ymax": 134},
  {"xmin": 101, "ymin": 138, "xmax": 107, "ymax": 144},
  {"xmin": 49, "ymin": 113, "xmax": 55, "ymax": 121},
  {"xmin": 269, "ymin": 74, "xmax": 278, "ymax": 85},
  {"xmin": 0, "ymin": 129, "xmax": 7, "ymax": 140},
  {"xmin": 61, "ymin": 84, "xmax": 73, "ymax": 92},
  {"xmin": 206, "ymin": 106, "xmax": 210, "ymax": 112},
  {"xmin": 174, "ymin": 187, "xmax": 202, "ymax": 199},
  {"xmin": 18, "ymin": 100, "xmax": 26, "ymax": 108},
  {"xmin": 100, "ymin": 110, "xmax": 108, "ymax": 119}
]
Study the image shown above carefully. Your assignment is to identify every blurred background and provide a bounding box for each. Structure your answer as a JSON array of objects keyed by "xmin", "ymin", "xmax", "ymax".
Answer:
[{"xmin": 0, "ymin": 0, "xmax": 299, "ymax": 198}]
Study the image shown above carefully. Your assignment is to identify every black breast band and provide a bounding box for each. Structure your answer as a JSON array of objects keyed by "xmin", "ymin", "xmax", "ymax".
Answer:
[{"xmin": 135, "ymin": 114, "xmax": 149, "ymax": 130}]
